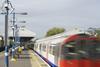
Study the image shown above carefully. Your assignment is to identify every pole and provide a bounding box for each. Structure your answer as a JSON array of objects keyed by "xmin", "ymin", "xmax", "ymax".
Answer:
[
  {"xmin": 10, "ymin": 12, "xmax": 27, "ymax": 60},
  {"xmin": 11, "ymin": 12, "xmax": 16, "ymax": 61},
  {"xmin": 4, "ymin": 0, "xmax": 9, "ymax": 67},
  {"xmin": 15, "ymin": 25, "xmax": 18, "ymax": 46}
]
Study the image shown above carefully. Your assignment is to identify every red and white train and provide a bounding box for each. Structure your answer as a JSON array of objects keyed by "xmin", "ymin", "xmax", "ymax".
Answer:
[{"xmin": 34, "ymin": 29, "xmax": 100, "ymax": 67}]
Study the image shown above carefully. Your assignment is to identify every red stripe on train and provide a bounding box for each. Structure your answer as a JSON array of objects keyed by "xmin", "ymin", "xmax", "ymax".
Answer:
[{"xmin": 59, "ymin": 59, "xmax": 100, "ymax": 67}]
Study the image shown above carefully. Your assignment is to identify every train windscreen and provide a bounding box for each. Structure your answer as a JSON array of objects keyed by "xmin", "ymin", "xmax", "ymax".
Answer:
[
  {"xmin": 61, "ymin": 36, "xmax": 100, "ymax": 60},
  {"xmin": 77, "ymin": 39, "xmax": 100, "ymax": 59}
]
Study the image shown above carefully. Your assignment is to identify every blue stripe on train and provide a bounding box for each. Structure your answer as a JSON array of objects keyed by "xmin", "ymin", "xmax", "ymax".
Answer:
[{"xmin": 33, "ymin": 50, "xmax": 57, "ymax": 67}]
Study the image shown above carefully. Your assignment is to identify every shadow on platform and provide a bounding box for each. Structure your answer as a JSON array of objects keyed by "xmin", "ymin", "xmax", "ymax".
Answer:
[{"xmin": 17, "ymin": 56, "xmax": 32, "ymax": 59}]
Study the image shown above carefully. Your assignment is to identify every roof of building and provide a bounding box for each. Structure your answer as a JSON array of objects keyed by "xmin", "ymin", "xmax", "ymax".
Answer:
[{"xmin": 9, "ymin": 28, "xmax": 36, "ymax": 37}]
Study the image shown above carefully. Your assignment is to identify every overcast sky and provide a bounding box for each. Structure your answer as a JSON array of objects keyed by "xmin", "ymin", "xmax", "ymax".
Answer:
[{"xmin": 0, "ymin": 0, "xmax": 100, "ymax": 37}]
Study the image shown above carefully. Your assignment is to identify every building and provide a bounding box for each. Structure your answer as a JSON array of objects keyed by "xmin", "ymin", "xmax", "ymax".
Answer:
[{"xmin": 8, "ymin": 27, "xmax": 36, "ymax": 47}]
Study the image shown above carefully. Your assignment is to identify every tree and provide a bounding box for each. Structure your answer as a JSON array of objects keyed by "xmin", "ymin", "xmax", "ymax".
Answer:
[{"xmin": 45, "ymin": 27, "xmax": 65, "ymax": 37}]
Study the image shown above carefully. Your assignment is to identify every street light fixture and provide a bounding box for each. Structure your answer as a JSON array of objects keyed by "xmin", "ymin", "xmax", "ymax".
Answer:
[
  {"xmin": 19, "ymin": 21, "xmax": 26, "ymax": 23},
  {"xmin": 13, "ymin": 12, "xmax": 28, "ymax": 15},
  {"xmin": 17, "ymin": 12, "xmax": 27, "ymax": 15}
]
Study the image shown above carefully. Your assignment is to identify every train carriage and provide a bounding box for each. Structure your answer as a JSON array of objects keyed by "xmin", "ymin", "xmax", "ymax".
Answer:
[
  {"xmin": 0, "ymin": 35, "xmax": 4, "ymax": 51},
  {"xmin": 34, "ymin": 29, "xmax": 100, "ymax": 67}
]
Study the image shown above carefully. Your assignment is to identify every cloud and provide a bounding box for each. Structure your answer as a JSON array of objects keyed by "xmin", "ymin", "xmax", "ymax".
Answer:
[{"xmin": 0, "ymin": 0, "xmax": 99, "ymax": 37}]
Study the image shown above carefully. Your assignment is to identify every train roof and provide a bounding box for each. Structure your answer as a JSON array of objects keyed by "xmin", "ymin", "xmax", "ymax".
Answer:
[{"xmin": 36, "ymin": 29, "xmax": 90, "ymax": 42}]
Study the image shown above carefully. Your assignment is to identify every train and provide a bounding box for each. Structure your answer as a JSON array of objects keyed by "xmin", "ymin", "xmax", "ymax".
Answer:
[
  {"xmin": 0, "ymin": 35, "xmax": 13, "ymax": 52},
  {"xmin": 34, "ymin": 29, "xmax": 100, "ymax": 67},
  {"xmin": 0, "ymin": 35, "xmax": 4, "ymax": 51}
]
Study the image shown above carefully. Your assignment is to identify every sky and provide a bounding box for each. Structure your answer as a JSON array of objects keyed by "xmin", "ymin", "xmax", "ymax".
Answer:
[{"xmin": 0, "ymin": 0, "xmax": 100, "ymax": 37}]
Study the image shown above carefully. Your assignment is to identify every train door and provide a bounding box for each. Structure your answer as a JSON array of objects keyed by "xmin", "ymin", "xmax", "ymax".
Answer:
[
  {"xmin": 55, "ymin": 43, "xmax": 60, "ymax": 66},
  {"xmin": 76, "ymin": 39, "xmax": 91, "ymax": 67},
  {"xmin": 39, "ymin": 44, "xmax": 42, "ymax": 53},
  {"xmin": 66, "ymin": 41, "xmax": 80, "ymax": 67},
  {"xmin": 60, "ymin": 41, "xmax": 80, "ymax": 67},
  {"xmin": 46, "ymin": 42, "xmax": 51, "ymax": 59}
]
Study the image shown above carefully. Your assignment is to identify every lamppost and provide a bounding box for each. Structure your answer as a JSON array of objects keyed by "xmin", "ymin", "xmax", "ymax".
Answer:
[
  {"xmin": 0, "ymin": 0, "xmax": 14, "ymax": 67},
  {"xmin": 4, "ymin": 0, "xmax": 9, "ymax": 67},
  {"xmin": 10, "ymin": 12, "xmax": 27, "ymax": 61}
]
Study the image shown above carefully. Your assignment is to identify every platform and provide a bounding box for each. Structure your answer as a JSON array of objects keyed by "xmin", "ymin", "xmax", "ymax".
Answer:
[{"xmin": 0, "ymin": 50, "xmax": 49, "ymax": 67}]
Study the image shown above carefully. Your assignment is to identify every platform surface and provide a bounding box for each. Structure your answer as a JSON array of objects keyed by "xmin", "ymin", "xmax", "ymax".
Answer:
[{"xmin": 0, "ymin": 50, "xmax": 49, "ymax": 67}]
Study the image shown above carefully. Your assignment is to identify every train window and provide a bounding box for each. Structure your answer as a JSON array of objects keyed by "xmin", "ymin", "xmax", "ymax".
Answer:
[
  {"xmin": 49, "ymin": 45, "xmax": 56, "ymax": 55},
  {"xmin": 52, "ymin": 46, "xmax": 56, "ymax": 55},
  {"xmin": 39, "ymin": 44, "xmax": 42, "ymax": 51},
  {"xmin": 37, "ymin": 44, "xmax": 38, "ymax": 49},
  {"xmin": 93, "ymin": 40, "xmax": 100, "ymax": 52},
  {"xmin": 77, "ymin": 39, "xmax": 100, "ymax": 59},
  {"xmin": 77, "ymin": 40, "xmax": 90, "ymax": 59},
  {"xmin": 34, "ymin": 44, "xmax": 37, "ymax": 50},
  {"xmin": 66, "ymin": 41, "xmax": 76, "ymax": 53},
  {"xmin": 49, "ymin": 46, "xmax": 52, "ymax": 54},
  {"xmin": 61, "ymin": 41, "xmax": 80, "ymax": 60},
  {"xmin": 96, "ymin": 48, "xmax": 100, "ymax": 53},
  {"xmin": 42, "ymin": 45, "xmax": 46, "ymax": 51},
  {"xmin": 68, "ymin": 47, "xmax": 75, "ymax": 53},
  {"xmin": 92, "ymin": 40, "xmax": 100, "ymax": 59}
]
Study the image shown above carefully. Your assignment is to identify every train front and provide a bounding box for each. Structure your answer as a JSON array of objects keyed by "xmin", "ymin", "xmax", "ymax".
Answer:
[{"xmin": 59, "ymin": 34, "xmax": 100, "ymax": 67}]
